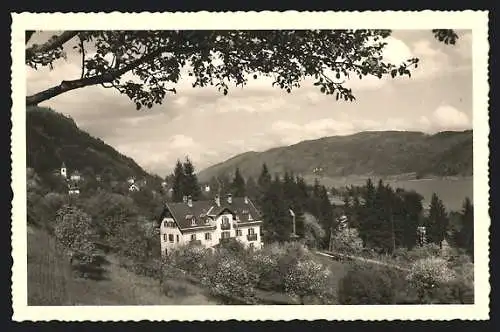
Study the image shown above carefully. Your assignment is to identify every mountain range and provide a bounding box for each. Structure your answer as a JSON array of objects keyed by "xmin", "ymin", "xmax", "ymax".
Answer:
[
  {"xmin": 197, "ymin": 130, "xmax": 473, "ymax": 182},
  {"xmin": 26, "ymin": 106, "xmax": 472, "ymax": 187}
]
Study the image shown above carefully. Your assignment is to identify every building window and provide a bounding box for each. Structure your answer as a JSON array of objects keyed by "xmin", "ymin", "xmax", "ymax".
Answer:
[
  {"xmin": 163, "ymin": 221, "xmax": 168, "ymax": 228},
  {"xmin": 191, "ymin": 218, "xmax": 196, "ymax": 226},
  {"xmin": 169, "ymin": 234, "xmax": 174, "ymax": 242},
  {"xmin": 249, "ymin": 243, "xmax": 254, "ymax": 249},
  {"xmin": 248, "ymin": 213, "xmax": 253, "ymax": 221},
  {"xmin": 236, "ymin": 229, "xmax": 242, "ymax": 236},
  {"xmin": 205, "ymin": 233, "xmax": 212, "ymax": 240},
  {"xmin": 163, "ymin": 234, "xmax": 167, "ymax": 241},
  {"xmin": 221, "ymin": 216, "xmax": 231, "ymax": 230},
  {"xmin": 205, "ymin": 217, "xmax": 210, "ymax": 225},
  {"xmin": 248, "ymin": 228, "xmax": 255, "ymax": 235},
  {"xmin": 191, "ymin": 234, "xmax": 196, "ymax": 241},
  {"xmin": 221, "ymin": 231, "xmax": 231, "ymax": 239},
  {"xmin": 176, "ymin": 235, "xmax": 179, "ymax": 242}
]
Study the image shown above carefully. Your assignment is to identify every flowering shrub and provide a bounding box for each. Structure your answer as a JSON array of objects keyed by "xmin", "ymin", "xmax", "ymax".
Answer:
[
  {"xmin": 164, "ymin": 244, "xmax": 212, "ymax": 278},
  {"xmin": 201, "ymin": 254, "xmax": 259, "ymax": 304},
  {"xmin": 54, "ymin": 205, "xmax": 98, "ymax": 266},
  {"xmin": 284, "ymin": 258, "xmax": 333, "ymax": 304},
  {"xmin": 330, "ymin": 227, "xmax": 363, "ymax": 255},
  {"xmin": 248, "ymin": 251, "xmax": 281, "ymax": 290},
  {"xmin": 407, "ymin": 257, "xmax": 457, "ymax": 303}
]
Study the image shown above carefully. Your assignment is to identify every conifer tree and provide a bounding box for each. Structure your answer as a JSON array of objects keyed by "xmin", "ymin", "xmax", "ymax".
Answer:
[
  {"xmin": 231, "ymin": 167, "xmax": 246, "ymax": 197},
  {"xmin": 457, "ymin": 197, "xmax": 474, "ymax": 259},
  {"xmin": 171, "ymin": 160, "xmax": 185, "ymax": 202},
  {"xmin": 426, "ymin": 193, "xmax": 449, "ymax": 249},
  {"xmin": 260, "ymin": 174, "xmax": 290, "ymax": 242},
  {"xmin": 182, "ymin": 157, "xmax": 202, "ymax": 200},
  {"xmin": 245, "ymin": 176, "xmax": 259, "ymax": 200}
]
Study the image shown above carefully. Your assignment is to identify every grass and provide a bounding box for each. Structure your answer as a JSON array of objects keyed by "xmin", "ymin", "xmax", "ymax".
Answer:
[
  {"xmin": 27, "ymin": 225, "xmax": 217, "ymax": 305},
  {"xmin": 27, "ymin": 225, "xmax": 351, "ymax": 306}
]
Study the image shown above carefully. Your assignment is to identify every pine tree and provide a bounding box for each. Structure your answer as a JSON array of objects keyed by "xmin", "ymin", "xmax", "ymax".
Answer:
[
  {"xmin": 457, "ymin": 197, "xmax": 474, "ymax": 259},
  {"xmin": 260, "ymin": 174, "xmax": 290, "ymax": 242},
  {"xmin": 231, "ymin": 167, "xmax": 246, "ymax": 197},
  {"xmin": 245, "ymin": 176, "xmax": 259, "ymax": 200},
  {"xmin": 182, "ymin": 157, "xmax": 202, "ymax": 200},
  {"xmin": 399, "ymin": 190, "xmax": 423, "ymax": 249},
  {"xmin": 171, "ymin": 160, "xmax": 185, "ymax": 202},
  {"xmin": 257, "ymin": 163, "xmax": 272, "ymax": 207},
  {"xmin": 318, "ymin": 185, "xmax": 334, "ymax": 249},
  {"xmin": 257, "ymin": 163, "xmax": 272, "ymax": 191},
  {"xmin": 426, "ymin": 193, "xmax": 449, "ymax": 248}
]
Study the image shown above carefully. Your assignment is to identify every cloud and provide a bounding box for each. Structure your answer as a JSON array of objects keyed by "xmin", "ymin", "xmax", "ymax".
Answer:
[
  {"xmin": 270, "ymin": 118, "xmax": 357, "ymax": 145},
  {"xmin": 167, "ymin": 134, "xmax": 197, "ymax": 149},
  {"xmin": 383, "ymin": 36, "xmax": 414, "ymax": 64},
  {"xmin": 431, "ymin": 105, "xmax": 470, "ymax": 130}
]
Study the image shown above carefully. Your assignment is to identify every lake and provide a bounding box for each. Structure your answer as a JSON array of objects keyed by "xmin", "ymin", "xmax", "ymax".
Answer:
[{"xmin": 310, "ymin": 176, "xmax": 473, "ymax": 212}]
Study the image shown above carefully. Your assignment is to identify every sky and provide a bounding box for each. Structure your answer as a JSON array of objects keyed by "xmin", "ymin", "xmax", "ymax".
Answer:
[{"xmin": 26, "ymin": 30, "xmax": 473, "ymax": 177}]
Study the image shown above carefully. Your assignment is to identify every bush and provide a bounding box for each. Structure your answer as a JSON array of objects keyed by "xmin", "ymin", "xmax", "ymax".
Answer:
[
  {"xmin": 163, "ymin": 244, "xmax": 212, "ymax": 278},
  {"xmin": 406, "ymin": 257, "xmax": 457, "ymax": 303},
  {"xmin": 330, "ymin": 228, "xmax": 364, "ymax": 255},
  {"xmin": 201, "ymin": 253, "xmax": 259, "ymax": 304},
  {"xmin": 284, "ymin": 258, "xmax": 334, "ymax": 304},
  {"xmin": 248, "ymin": 250, "xmax": 281, "ymax": 291},
  {"xmin": 338, "ymin": 263, "xmax": 406, "ymax": 304}
]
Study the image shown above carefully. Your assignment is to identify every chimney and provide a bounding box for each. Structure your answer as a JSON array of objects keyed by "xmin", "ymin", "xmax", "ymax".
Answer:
[
  {"xmin": 244, "ymin": 196, "xmax": 249, "ymax": 204},
  {"xmin": 187, "ymin": 195, "xmax": 193, "ymax": 207},
  {"xmin": 215, "ymin": 194, "xmax": 220, "ymax": 207},
  {"xmin": 183, "ymin": 195, "xmax": 188, "ymax": 203},
  {"xmin": 227, "ymin": 193, "xmax": 232, "ymax": 204}
]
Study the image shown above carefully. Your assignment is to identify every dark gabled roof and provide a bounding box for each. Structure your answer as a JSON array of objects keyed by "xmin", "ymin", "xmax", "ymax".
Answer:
[{"xmin": 162, "ymin": 197, "xmax": 262, "ymax": 231}]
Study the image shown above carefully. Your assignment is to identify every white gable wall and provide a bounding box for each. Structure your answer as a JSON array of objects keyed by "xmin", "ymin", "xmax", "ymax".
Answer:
[{"xmin": 160, "ymin": 212, "xmax": 263, "ymax": 257}]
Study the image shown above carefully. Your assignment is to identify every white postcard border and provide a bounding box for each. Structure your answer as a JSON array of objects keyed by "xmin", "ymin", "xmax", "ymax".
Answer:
[{"xmin": 11, "ymin": 11, "xmax": 490, "ymax": 321}]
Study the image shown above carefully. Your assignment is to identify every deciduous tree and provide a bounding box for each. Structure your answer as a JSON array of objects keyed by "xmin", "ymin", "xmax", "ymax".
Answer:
[{"xmin": 26, "ymin": 29, "xmax": 458, "ymax": 108}]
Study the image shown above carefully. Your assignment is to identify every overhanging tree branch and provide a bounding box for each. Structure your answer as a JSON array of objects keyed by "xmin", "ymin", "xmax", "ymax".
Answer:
[
  {"xmin": 26, "ymin": 31, "xmax": 80, "ymax": 59},
  {"xmin": 26, "ymin": 46, "xmax": 170, "ymax": 106},
  {"xmin": 25, "ymin": 31, "xmax": 36, "ymax": 45}
]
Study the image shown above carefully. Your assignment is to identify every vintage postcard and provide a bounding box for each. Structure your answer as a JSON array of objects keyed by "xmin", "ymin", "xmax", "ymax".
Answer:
[{"xmin": 11, "ymin": 11, "xmax": 490, "ymax": 321}]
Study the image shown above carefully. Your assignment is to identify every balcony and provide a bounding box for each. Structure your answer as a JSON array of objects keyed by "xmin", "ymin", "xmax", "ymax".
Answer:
[
  {"xmin": 247, "ymin": 234, "xmax": 258, "ymax": 241},
  {"xmin": 221, "ymin": 222, "xmax": 231, "ymax": 230}
]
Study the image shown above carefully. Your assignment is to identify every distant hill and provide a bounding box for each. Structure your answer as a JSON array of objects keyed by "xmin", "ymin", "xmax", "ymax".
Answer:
[
  {"xmin": 26, "ymin": 106, "xmax": 161, "ymax": 184},
  {"xmin": 198, "ymin": 130, "xmax": 473, "ymax": 182}
]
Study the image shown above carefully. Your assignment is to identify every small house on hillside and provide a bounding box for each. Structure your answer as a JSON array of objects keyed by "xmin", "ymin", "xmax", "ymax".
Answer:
[
  {"xmin": 70, "ymin": 170, "xmax": 82, "ymax": 182},
  {"xmin": 127, "ymin": 177, "xmax": 135, "ymax": 185},
  {"xmin": 68, "ymin": 183, "xmax": 80, "ymax": 196},
  {"xmin": 129, "ymin": 183, "xmax": 140, "ymax": 192}
]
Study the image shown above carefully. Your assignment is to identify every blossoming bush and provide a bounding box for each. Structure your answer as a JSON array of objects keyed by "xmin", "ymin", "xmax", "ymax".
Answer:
[
  {"xmin": 201, "ymin": 252, "xmax": 259, "ymax": 304},
  {"xmin": 163, "ymin": 244, "xmax": 212, "ymax": 279},
  {"xmin": 330, "ymin": 228, "xmax": 363, "ymax": 255},
  {"xmin": 248, "ymin": 250, "xmax": 281, "ymax": 291},
  {"xmin": 284, "ymin": 258, "xmax": 334, "ymax": 304},
  {"xmin": 406, "ymin": 257, "xmax": 457, "ymax": 303}
]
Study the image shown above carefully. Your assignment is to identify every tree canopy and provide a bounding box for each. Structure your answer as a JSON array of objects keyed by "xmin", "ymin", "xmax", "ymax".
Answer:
[{"xmin": 26, "ymin": 29, "xmax": 458, "ymax": 108}]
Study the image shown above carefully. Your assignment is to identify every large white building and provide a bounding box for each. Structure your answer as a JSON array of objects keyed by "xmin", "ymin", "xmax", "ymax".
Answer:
[{"xmin": 158, "ymin": 194, "xmax": 263, "ymax": 256}]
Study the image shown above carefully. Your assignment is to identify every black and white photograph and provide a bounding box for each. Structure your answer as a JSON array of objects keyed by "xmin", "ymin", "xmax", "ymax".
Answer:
[{"xmin": 11, "ymin": 11, "xmax": 490, "ymax": 321}]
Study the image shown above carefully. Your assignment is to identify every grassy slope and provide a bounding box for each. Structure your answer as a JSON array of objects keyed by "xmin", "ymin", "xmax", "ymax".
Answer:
[{"xmin": 27, "ymin": 225, "xmax": 216, "ymax": 305}]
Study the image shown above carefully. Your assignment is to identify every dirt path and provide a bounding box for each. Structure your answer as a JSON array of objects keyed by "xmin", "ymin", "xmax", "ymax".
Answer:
[{"xmin": 316, "ymin": 251, "xmax": 410, "ymax": 272}]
